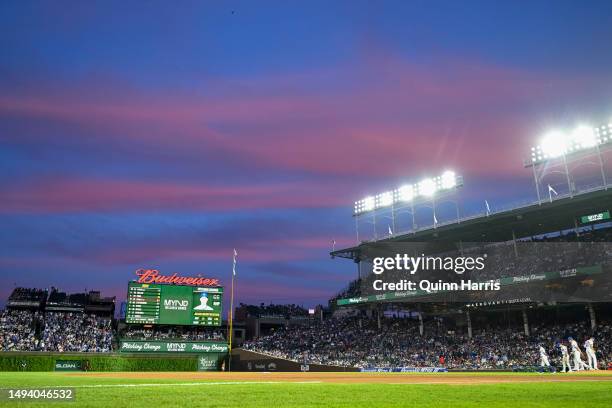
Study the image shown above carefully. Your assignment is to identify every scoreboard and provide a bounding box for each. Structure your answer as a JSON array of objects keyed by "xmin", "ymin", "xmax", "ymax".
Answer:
[{"xmin": 126, "ymin": 282, "xmax": 223, "ymax": 326}]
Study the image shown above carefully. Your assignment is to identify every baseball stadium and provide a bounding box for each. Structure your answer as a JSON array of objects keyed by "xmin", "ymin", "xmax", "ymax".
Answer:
[
  {"xmin": 2, "ymin": 1, "xmax": 612, "ymax": 408},
  {"xmin": 2, "ymin": 135, "xmax": 612, "ymax": 405}
]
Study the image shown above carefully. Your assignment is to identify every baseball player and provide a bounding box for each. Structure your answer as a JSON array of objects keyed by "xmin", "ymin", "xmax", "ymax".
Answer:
[
  {"xmin": 539, "ymin": 345, "xmax": 551, "ymax": 370},
  {"xmin": 569, "ymin": 337, "xmax": 589, "ymax": 371},
  {"xmin": 584, "ymin": 337, "xmax": 598, "ymax": 370},
  {"xmin": 558, "ymin": 342, "xmax": 571, "ymax": 373}
]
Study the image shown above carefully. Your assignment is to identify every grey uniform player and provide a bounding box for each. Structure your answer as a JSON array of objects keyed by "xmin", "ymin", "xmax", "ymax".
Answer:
[
  {"xmin": 584, "ymin": 337, "xmax": 598, "ymax": 370},
  {"xmin": 569, "ymin": 337, "xmax": 589, "ymax": 371},
  {"xmin": 559, "ymin": 343, "xmax": 570, "ymax": 372}
]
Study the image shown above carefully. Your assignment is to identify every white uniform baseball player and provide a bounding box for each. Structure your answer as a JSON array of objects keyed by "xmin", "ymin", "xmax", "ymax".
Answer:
[
  {"xmin": 559, "ymin": 344, "xmax": 570, "ymax": 372},
  {"xmin": 569, "ymin": 337, "xmax": 589, "ymax": 371},
  {"xmin": 539, "ymin": 345, "xmax": 550, "ymax": 368},
  {"xmin": 584, "ymin": 337, "xmax": 597, "ymax": 370}
]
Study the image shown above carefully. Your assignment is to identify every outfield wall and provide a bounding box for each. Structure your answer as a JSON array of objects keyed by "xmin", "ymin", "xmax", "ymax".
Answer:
[
  {"xmin": 0, "ymin": 351, "xmax": 226, "ymax": 372},
  {"xmin": 232, "ymin": 349, "xmax": 359, "ymax": 372}
]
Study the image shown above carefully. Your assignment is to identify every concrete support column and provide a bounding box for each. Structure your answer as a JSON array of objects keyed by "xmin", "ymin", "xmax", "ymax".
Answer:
[
  {"xmin": 418, "ymin": 313, "xmax": 424, "ymax": 336},
  {"xmin": 522, "ymin": 309, "xmax": 529, "ymax": 336},
  {"xmin": 466, "ymin": 311, "xmax": 472, "ymax": 339},
  {"xmin": 588, "ymin": 303, "xmax": 597, "ymax": 330}
]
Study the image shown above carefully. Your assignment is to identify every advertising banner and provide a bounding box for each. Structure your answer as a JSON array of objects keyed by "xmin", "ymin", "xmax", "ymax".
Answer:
[
  {"xmin": 54, "ymin": 360, "xmax": 82, "ymax": 371},
  {"xmin": 360, "ymin": 367, "xmax": 448, "ymax": 373},
  {"xmin": 197, "ymin": 354, "xmax": 220, "ymax": 371},
  {"xmin": 119, "ymin": 340, "xmax": 228, "ymax": 353}
]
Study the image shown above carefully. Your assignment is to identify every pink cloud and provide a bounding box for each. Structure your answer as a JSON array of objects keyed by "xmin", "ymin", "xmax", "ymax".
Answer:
[
  {"xmin": 0, "ymin": 177, "xmax": 355, "ymax": 214},
  {"xmin": 2, "ymin": 56, "xmax": 603, "ymax": 179},
  {"xmin": 69, "ymin": 236, "xmax": 352, "ymax": 266}
]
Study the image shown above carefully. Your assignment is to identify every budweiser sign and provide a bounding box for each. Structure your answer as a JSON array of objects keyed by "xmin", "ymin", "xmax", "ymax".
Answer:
[{"xmin": 135, "ymin": 269, "xmax": 220, "ymax": 287}]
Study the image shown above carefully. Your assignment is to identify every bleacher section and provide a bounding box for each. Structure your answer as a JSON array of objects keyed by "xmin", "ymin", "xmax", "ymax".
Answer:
[{"xmin": 0, "ymin": 288, "xmax": 115, "ymax": 352}]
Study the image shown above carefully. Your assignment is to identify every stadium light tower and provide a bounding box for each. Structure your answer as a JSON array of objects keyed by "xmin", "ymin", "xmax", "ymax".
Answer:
[
  {"xmin": 353, "ymin": 170, "xmax": 463, "ymax": 242},
  {"xmin": 525, "ymin": 121, "xmax": 611, "ymax": 204}
]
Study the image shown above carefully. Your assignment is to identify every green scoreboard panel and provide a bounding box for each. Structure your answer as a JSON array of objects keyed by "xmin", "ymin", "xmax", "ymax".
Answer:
[{"xmin": 126, "ymin": 282, "xmax": 223, "ymax": 326}]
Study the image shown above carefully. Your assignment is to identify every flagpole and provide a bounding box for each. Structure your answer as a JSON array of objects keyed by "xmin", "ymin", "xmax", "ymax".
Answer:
[
  {"xmin": 228, "ymin": 250, "xmax": 237, "ymax": 372},
  {"xmin": 228, "ymin": 270, "xmax": 235, "ymax": 371},
  {"xmin": 432, "ymin": 195, "xmax": 437, "ymax": 228},
  {"xmin": 547, "ymin": 184, "xmax": 557, "ymax": 203}
]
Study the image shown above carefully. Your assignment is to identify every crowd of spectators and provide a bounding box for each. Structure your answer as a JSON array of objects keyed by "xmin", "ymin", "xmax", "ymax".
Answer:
[
  {"xmin": 332, "ymin": 227, "xmax": 612, "ymax": 302},
  {"xmin": 41, "ymin": 312, "xmax": 113, "ymax": 352},
  {"xmin": 0, "ymin": 309, "xmax": 226, "ymax": 351},
  {"xmin": 236, "ymin": 303, "xmax": 309, "ymax": 318},
  {"xmin": 329, "ymin": 280, "xmax": 362, "ymax": 304},
  {"xmin": 468, "ymin": 239, "xmax": 610, "ymax": 283},
  {"xmin": 0, "ymin": 310, "xmax": 41, "ymax": 351},
  {"xmin": 121, "ymin": 326, "xmax": 225, "ymax": 342},
  {"xmin": 0, "ymin": 310, "xmax": 113, "ymax": 352},
  {"xmin": 243, "ymin": 314, "xmax": 612, "ymax": 370}
]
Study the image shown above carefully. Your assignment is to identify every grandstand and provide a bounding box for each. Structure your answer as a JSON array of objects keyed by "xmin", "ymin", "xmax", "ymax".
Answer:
[
  {"xmin": 243, "ymin": 313, "xmax": 612, "ymax": 370},
  {"xmin": 45, "ymin": 288, "xmax": 115, "ymax": 315},
  {"xmin": 333, "ymin": 186, "xmax": 612, "ymax": 258},
  {"xmin": 6, "ymin": 288, "xmax": 48, "ymax": 309},
  {"xmin": 0, "ymin": 288, "xmax": 115, "ymax": 352},
  {"xmin": 330, "ymin": 184, "xmax": 612, "ymax": 303},
  {"xmin": 240, "ymin": 183, "xmax": 612, "ymax": 371},
  {"xmin": 234, "ymin": 303, "xmax": 312, "ymax": 340},
  {"xmin": 1, "ymin": 163, "xmax": 610, "ymax": 371},
  {"xmin": 1, "ymin": 286, "xmax": 228, "ymax": 352}
]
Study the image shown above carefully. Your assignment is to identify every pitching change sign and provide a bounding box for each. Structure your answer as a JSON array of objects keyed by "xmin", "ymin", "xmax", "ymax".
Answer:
[{"xmin": 119, "ymin": 340, "xmax": 229, "ymax": 353}]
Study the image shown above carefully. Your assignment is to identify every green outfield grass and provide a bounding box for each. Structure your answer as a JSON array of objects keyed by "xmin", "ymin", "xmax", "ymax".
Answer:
[{"xmin": 1, "ymin": 372, "xmax": 611, "ymax": 408}]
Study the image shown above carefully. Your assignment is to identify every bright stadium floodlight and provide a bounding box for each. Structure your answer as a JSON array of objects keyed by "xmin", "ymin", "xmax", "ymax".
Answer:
[
  {"xmin": 353, "ymin": 171, "xmax": 462, "ymax": 215},
  {"xmin": 572, "ymin": 125, "xmax": 597, "ymax": 149},
  {"xmin": 396, "ymin": 185, "xmax": 414, "ymax": 201},
  {"xmin": 540, "ymin": 130, "xmax": 567, "ymax": 158},
  {"xmin": 526, "ymin": 119, "xmax": 612, "ymax": 205},
  {"xmin": 529, "ymin": 121, "xmax": 612, "ymax": 166},
  {"xmin": 418, "ymin": 178, "xmax": 437, "ymax": 197},
  {"xmin": 440, "ymin": 170, "xmax": 457, "ymax": 189},
  {"xmin": 376, "ymin": 191, "xmax": 394, "ymax": 208},
  {"xmin": 354, "ymin": 196, "xmax": 375, "ymax": 214}
]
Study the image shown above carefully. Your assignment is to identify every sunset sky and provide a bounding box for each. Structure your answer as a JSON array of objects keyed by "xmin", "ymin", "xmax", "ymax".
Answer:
[{"xmin": 1, "ymin": 1, "xmax": 612, "ymax": 308}]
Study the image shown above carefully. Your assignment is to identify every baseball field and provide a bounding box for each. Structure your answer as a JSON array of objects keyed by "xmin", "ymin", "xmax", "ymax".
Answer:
[{"xmin": 1, "ymin": 371, "xmax": 611, "ymax": 407}]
